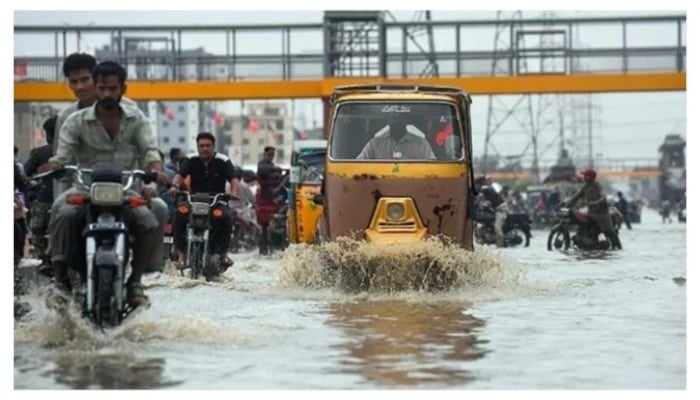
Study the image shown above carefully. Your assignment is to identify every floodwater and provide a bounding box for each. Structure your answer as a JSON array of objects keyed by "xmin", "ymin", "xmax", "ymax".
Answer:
[{"xmin": 14, "ymin": 217, "xmax": 686, "ymax": 389}]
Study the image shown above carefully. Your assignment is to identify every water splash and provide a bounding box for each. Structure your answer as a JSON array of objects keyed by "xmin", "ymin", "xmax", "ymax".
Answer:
[{"xmin": 279, "ymin": 236, "xmax": 506, "ymax": 293}]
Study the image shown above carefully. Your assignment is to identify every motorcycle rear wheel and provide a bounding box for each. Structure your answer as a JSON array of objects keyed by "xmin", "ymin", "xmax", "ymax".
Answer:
[{"xmin": 506, "ymin": 228, "xmax": 530, "ymax": 247}]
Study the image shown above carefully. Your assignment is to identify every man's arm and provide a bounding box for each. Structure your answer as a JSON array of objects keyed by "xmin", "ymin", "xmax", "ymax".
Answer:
[
  {"xmin": 589, "ymin": 183, "xmax": 607, "ymax": 206},
  {"xmin": 257, "ymin": 160, "xmax": 275, "ymax": 179},
  {"xmin": 225, "ymin": 160, "xmax": 241, "ymax": 198},
  {"xmin": 134, "ymin": 118, "xmax": 162, "ymax": 171},
  {"xmin": 171, "ymin": 157, "xmax": 191, "ymax": 190},
  {"xmin": 421, "ymin": 140, "xmax": 437, "ymax": 160},
  {"xmin": 52, "ymin": 107, "xmax": 71, "ymax": 154},
  {"xmin": 568, "ymin": 186, "xmax": 584, "ymax": 206},
  {"xmin": 355, "ymin": 140, "xmax": 373, "ymax": 159},
  {"xmin": 23, "ymin": 148, "xmax": 42, "ymax": 177},
  {"xmin": 48, "ymin": 113, "xmax": 81, "ymax": 167},
  {"xmin": 14, "ymin": 163, "xmax": 29, "ymax": 192}
]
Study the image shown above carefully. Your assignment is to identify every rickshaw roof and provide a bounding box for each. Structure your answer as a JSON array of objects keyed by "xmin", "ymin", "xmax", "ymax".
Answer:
[
  {"xmin": 332, "ymin": 84, "xmax": 471, "ymax": 98},
  {"xmin": 292, "ymin": 140, "xmax": 327, "ymax": 152}
]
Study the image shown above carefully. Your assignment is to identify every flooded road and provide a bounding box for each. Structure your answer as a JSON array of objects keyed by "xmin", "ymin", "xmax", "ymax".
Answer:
[{"xmin": 14, "ymin": 218, "xmax": 686, "ymax": 389}]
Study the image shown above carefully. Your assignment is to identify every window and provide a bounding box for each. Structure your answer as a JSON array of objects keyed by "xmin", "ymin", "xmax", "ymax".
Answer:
[
  {"xmin": 162, "ymin": 121, "xmax": 170, "ymax": 128},
  {"xmin": 258, "ymin": 138, "xmax": 265, "ymax": 145},
  {"xmin": 179, "ymin": 136, "xmax": 186, "ymax": 144},
  {"xmin": 329, "ymin": 102, "xmax": 463, "ymax": 161},
  {"xmin": 163, "ymin": 137, "xmax": 170, "ymax": 144},
  {"xmin": 178, "ymin": 105, "xmax": 186, "ymax": 112},
  {"xmin": 275, "ymin": 134, "xmax": 284, "ymax": 146},
  {"xmin": 178, "ymin": 120, "xmax": 185, "ymax": 128},
  {"xmin": 277, "ymin": 149, "xmax": 285, "ymax": 161},
  {"xmin": 243, "ymin": 153, "xmax": 250, "ymax": 161},
  {"xmin": 275, "ymin": 120, "xmax": 284, "ymax": 130},
  {"xmin": 242, "ymin": 138, "xmax": 249, "ymax": 145}
]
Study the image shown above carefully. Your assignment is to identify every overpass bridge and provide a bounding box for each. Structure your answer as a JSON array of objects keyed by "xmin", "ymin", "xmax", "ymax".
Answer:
[{"xmin": 14, "ymin": 14, "xmax": 686, "ymax": 102}]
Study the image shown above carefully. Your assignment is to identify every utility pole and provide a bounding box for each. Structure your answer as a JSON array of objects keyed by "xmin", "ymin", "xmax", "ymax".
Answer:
[{"xmin": 587, "ymin": 93, "xmax": 594, "ymax": 168}]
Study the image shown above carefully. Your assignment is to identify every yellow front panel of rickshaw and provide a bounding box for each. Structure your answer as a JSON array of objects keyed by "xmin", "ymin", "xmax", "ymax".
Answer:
[{"xmin": 295, "ymin": 184, "xmax": 323, "ymax": 244}]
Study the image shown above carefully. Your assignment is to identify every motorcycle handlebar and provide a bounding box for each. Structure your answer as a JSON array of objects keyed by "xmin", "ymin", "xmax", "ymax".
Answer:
[
  {"xmin": 32, "ymin": 165, "xmax": 150, "ymax": 192},
  {"xmin": 177, "ymin": 191, "xmax": 233, "ymax": 207}
]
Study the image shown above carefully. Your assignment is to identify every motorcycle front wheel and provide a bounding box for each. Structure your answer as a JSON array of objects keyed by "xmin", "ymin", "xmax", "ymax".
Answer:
[
  {"xmin": 547, "ymin": 226, "xmax": 570, "ymax": 251},
  {"xmin": 188, "ymin": 241, "xmax": 204, "ymax": 280},
  {"xmin": 474, "ymin": 224, "xmax": 492, "ymax": 245}
]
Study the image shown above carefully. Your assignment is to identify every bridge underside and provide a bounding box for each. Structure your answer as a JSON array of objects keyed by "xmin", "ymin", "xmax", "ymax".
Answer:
[{"xmin": 14, "ymin": 72, "xmax": 685, "ymax": 101}]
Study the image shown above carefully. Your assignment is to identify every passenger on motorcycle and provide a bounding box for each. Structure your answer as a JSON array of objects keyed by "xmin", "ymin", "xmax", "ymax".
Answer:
[
  {"xmin": 565, "ymin": 169, "xmax": 622, "ymax": 250},
  {"xmin": 475, "ymin": 175, "xmax": 508, "ymax": 248},
  {"xmin": 23, "ymin": 116, "xmax": 57, "ymax": 269},
  {"xmin": 14, "ymin": 161, "xmax": 30, "ymax": 278},
  {"xmin": 169, "ymin": 132, "xmax": 241, "ymax": 268},
  {"xmin": 43, "ymin": 61, "xmax": 170, "ymax": 307},
  {"xmin": 256, "ymin": 146, "xmax": 288, "ymax": 255}
]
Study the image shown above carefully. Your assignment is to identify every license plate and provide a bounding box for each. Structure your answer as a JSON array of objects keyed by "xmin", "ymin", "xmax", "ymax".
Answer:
[{"xmin": 163, "ymin": 237, "xmax": 173, "ymax": 244}]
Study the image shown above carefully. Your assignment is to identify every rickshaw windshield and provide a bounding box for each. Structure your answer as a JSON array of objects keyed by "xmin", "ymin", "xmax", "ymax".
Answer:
[
  {"xmin": 298, "ymin": 150, "xmax": 325, "ymax": 183},
  {"xmin": 329, "ymin": 102, "xmax": 464, "ymax": 161}
]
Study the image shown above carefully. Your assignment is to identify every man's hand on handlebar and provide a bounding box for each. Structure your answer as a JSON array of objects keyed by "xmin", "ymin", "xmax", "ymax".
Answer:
[
  {"xmin": 168, "ymin": 185, "xmax": 179, "ymax": 198},
  {"xmin": 150, "ymin": 169, "xmax": 170, "ymax": 186},
  {"xmin": 37, "ymin": 161, "xmax": 60, "ymax": 174},
  {"xmin": 140, "ymin": 186, "xmax": 157, "ymax": 200}
]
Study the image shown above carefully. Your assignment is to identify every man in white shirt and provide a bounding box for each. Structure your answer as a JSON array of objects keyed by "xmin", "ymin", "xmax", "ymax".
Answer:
[{"xmin": 356, "ymin": 115, "xmax": 436, "ymax": 160}]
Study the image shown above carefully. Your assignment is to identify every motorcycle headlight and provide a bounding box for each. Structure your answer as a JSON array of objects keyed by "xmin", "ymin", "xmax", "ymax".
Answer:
[
  {"xmin": 90, "ymin": 183, "xmax": 124, "ymax": 206},
  {"xmin": 191, "ymin": 202, "xmax": 210, "ymax": 216},
  {"xmin": 386, "ymin": 203, "xmax": 406, "ymax": 220}
]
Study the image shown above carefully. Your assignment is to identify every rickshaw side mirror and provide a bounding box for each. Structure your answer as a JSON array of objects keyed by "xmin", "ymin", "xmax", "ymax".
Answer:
[{"xmin": 313, "ymin": 194, "xmax": 325, "ymax": 206}]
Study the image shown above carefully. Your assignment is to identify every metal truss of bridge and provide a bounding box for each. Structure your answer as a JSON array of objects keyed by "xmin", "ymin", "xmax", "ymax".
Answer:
[{"xmin": 14, "ymin": 13, "xmax": 685, "ymax": 102}]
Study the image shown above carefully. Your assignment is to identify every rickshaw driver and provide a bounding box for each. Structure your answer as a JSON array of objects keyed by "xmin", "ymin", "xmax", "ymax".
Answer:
[{"xmin": 356, "ymin": 113, "xmax": 436, "ymax": 160}]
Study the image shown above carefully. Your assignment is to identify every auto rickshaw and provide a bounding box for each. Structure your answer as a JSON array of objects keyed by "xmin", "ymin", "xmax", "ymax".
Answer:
[
  {"xmin": 313, "ymin": 84, "xmax": 477, "ymax": 248},
  {"xmin": 287, "ymin": 140, "xmax": 327, "ymax": 244}
]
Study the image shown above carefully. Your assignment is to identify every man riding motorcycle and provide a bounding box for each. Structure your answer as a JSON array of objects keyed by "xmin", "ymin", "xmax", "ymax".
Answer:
[
  {"xmin": 42, "ymin": 61, "xmax": 170, "ymax": 307},
  {"xmin": 565, "ymin": 169, "xmax": 622, "ymax": 250},
  {"xmin": 474, "ymin": 175, "xmax": 508, "ymax": 248},
  {"xmin": 169, "ymin": 132, "xmax": 241, "ymax": 272}
]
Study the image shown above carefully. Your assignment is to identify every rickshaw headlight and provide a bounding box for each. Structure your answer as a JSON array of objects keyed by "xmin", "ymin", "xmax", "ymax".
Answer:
[{"xmin": 386, "ymin": 203, "xmax": 405, "ymax": 220}]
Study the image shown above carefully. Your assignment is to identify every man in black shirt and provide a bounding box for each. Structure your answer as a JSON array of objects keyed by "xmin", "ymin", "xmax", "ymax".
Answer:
[
  {"xmin": 170, "ymin": 132, "xmax": 241, "ymax": 272},
  {"xmin": 24, "ymin": 116, "xmax": 57, "ymax": 266}
]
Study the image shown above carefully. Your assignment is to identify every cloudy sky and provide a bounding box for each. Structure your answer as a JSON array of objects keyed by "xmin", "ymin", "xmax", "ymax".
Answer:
[{"xmin": 14, "ymin": 10, "xmax": 686, "ymax": 166}]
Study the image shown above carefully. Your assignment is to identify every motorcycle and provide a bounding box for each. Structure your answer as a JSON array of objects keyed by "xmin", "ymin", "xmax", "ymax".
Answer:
[
  {"xmin": 162, "ymin": 214, "xmax": 175, "ymax": 262},
  {"xmin": 547, "ymin": 206, "xmax": 620, "ymax": 251},
  {"xmin": 678, "ymin": 208, "xmax": 686, "ymax": 223},
  {"xmin": 473, "ymin": 200, "xmax": 532, "ymax": 247},
  {"xmin": 230, "ymin": 199, "xmax": 261, "ymax": 253},
  {"xmin": 531, "ymin": 208, "xmax": 557, "ymax": 230},
  {"xmin": 267, "ymin": 202, "xmax": 289, "ymax": 252},
  {"xmin": 176, "ymin": 191, "xmax": 231, "ymax": 281},
  {"xmin": 32, "ymin": 164, "xmax": 154, "ymax": 328}
]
